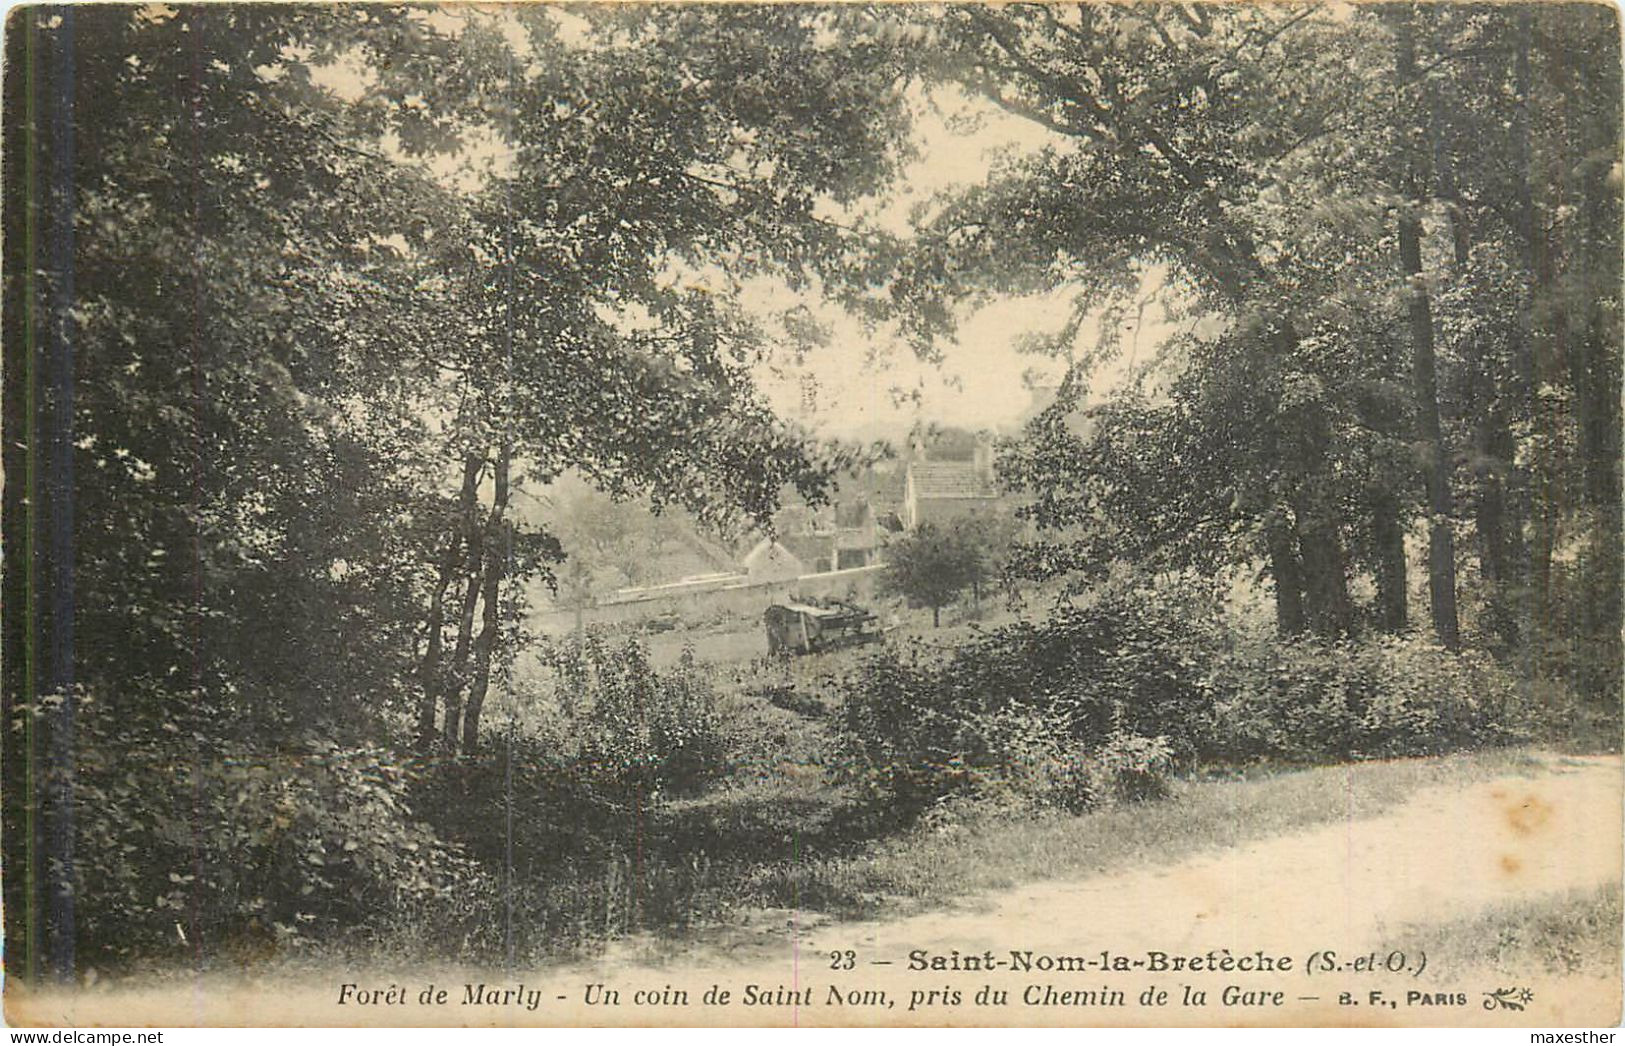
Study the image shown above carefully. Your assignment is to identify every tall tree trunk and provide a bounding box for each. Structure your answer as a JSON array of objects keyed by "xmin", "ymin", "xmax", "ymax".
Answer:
[
  {"xmin": 440, "ymin": 570, "xmax": 478, "ymax": 755},
  {"xmin": 1432, "ymin": 69, "xmax": 1517, "ymax": 648},
  {"xmin": 416, "ymin": 454, "xmax": 482, "ymax": 753},
  {"xmin": 1573, "ymin": 93, "xmax": 1619, "ymax": 519},
  {"xmin": 1264, "ymin": 509, "xmax": 1307, "ymax": 636},
  {"xmin": 1440, "ymin": 132, "xmax": 1521, "ymax": 646},
  {"xmin": 1510, "ymin": 7, "xmax": 1564, "ymax": 643},
  {"xmin": 1294, "ymin": 486, "xmax": 1354, "ymax": 638},
  {"xmin": 1257, "ymin": 316, "xmax": 1335, "ymax": 639},
  {"xmin": 1575, "ymin": 104, "xmax": 1623, "ymax": 693},
  {"xmin": 1370, "ymin": 491, "xmax": 1409, "ymax": 632},
  {"xmin": 416, "ymin": 534, "xmax": 459, "ymax": 753},
  {"xmin": 1573, "ymin": 84, "xmax": 1621, "ymax": 516},
  {"xmin": 1473, "ymin": 411, "xmax": 1519, "ymax": 646},
  {"xmin": 463, "ymin": 443, "xmax": 511, "ymax": 754},
  {"xmin": 1393, "ymin": 8, "xmax": 1460, "ymax": 649},
  {"xmin": 1580, "ymin": 282, "xmax": 1621, "ymax": 516},
  {"xmin": 442, "ymin": 450, "xmax": 487, "ymax": 755},
  {"xmin": 1399, "ymin": 218, "xmax": 1461, "ymax": 650},
  {"xmin": 1282, "ymin": 377, "xmax": 1354, "ymax": 638}
]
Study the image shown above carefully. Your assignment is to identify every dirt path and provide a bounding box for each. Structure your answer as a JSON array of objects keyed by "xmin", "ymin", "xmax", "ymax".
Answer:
[
  {"xmin": 14, "ymin": 753, "xmax": 1621, "ymax": 1027},
  {"xmin": 795, "ymin": 753, "xmax": 1620, "ymax": 973},
  {"xmin": 571, "ymin": 752, "xmax": 1621, "ymax": 1026}
]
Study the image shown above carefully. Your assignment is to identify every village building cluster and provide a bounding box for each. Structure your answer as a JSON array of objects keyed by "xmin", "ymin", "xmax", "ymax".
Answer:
[
  {"xmin": 742, "ymin": 433, "xmax": 1003, "ymax": 583},
  {"xmin": 577, "ymin": 385, "xmax": 1062, "ymax": 623}
]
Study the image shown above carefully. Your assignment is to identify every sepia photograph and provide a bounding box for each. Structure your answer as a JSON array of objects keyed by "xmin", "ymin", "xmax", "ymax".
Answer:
[{"xmin": 2, "ymin": 0, "xmax": 1621, "ymax": 1032}]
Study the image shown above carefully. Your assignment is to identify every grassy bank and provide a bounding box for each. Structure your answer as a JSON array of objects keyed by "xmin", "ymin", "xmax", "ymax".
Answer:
[
  {"xmin": 1399, "ymin": 882, "xmax": 1623, "ymax": 978},
  {"xmin": 740, "ymin": 747, "xmax": 1555, "ymax": 921}
]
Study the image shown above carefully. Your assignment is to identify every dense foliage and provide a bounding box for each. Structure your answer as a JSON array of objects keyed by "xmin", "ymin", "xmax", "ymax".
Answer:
[
  {"xmin": 18, "ymin": 693, "xmax": 477, "ymax": 970},
  {"xmin": 401, "ymin": 635, "xmax": 736, "ymax": 957},
  {"xmin": 531, "ymin": 636, "xmax": 730, "ymax": 801},
  {"xmin": 835, "ymin": 576, "xmax": 1538, "ymax": 816},
  {"xmin": 5, "ymin": 4, "xmax": 914, "ymax": 976},
  {"xmin": 878, "ymin": 514, "xmax": 1019, "ymax": 625},
  {"xmin": 906, "ymin": 4, "xmax": 1620, "ymax": 698}
]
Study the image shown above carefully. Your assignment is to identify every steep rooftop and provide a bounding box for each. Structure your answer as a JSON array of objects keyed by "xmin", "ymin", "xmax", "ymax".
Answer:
[{"xmin": 908, "ymin": 461, "xmax": 998, "ymax": 500}]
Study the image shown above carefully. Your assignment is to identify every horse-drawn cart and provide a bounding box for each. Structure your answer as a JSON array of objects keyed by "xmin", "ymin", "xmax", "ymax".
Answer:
[{"xmin": 763, "ymin": 599, "xmax": 883, "ymax": 655}]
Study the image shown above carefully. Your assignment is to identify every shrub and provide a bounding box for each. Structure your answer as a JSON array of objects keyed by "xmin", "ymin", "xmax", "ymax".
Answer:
[
  {"xmin": 976, "ymin": 706, "xmax": 1091, "ymax": 811},
  {"xmin": 834, "ymin": 647, "xmax": 981, "ymax": 815},
  {"xmin": 1082, "ymin": 731, "xmax": 1177, "ymax": 803},
  {"xmin": 396, "ymin": 634, "xmax": 740, "ymax": 961},
  {"xmin": 1201, "ymin": 633, "xmax": 1535, "ymax": 763},
  {"xmin": 21, "ymin": 689, "xmax": 478, "ymax": 968},
  {"xmin": 832, "ymin": 575, "xmax": 1547, "ymax": 819},
  {"xmin": 929, "ymin": 578, "xmax": 1227, "ymax": 756},
  {"xmin": 540, "ymin": 634, "xmax": 730, "ymax": 801},
  {"xmin": 415, "ymin": 633, "xmax": 732, "ymax": 870},
  {"xmin": 394, "ymin": 759, "xmax": 736, "ymax": 962},
  {"xmin": 832, "ymin": 640, "xmax": 1178, "ymax": 817},
  {"xmin": 831, "ymin": 577, "xmax": 1220, "ymax": 815}
]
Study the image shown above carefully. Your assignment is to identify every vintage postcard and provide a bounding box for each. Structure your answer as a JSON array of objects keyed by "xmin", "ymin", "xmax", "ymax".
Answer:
[{"xmin": 3, "ymin": 1, "xmax": 1620, "ymax": 1031}]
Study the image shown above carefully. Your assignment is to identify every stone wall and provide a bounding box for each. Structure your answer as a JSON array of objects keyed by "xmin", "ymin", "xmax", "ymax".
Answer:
[{"xmin": 531, "ymin": 563, "xmax": 886, "ymax": 634}]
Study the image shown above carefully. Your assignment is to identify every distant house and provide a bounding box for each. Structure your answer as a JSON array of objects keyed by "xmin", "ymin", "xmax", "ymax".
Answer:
[
  {"xmin": 833, "ymin": 500, "xmax": 879, "ymax": 569},
  {"xmin": 902, "ymin": 440, "xmax": 1001, "ymax": 529},
  {"xmin": 742, "ymin": 539, "xmax": 806, "ymax": 582},
  {"xmin": 745, "ymin": 497, "xmax": 886, "ymax": 580},
  {"xmin": 779, "ymin": 532, "xmax": 836, "ymax": 575}
]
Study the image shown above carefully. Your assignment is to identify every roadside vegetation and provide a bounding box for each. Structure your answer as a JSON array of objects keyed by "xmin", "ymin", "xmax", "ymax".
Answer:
[
  {"xmin": 1400, "ymin": 884, "xmax": 1622, "ymax": 979},
  {"xmin": 52, "ymin": 575, "xmax": 1606, "ymax": 977}
]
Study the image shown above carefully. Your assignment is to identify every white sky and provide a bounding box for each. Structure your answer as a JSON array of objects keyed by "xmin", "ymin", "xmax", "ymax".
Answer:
[{"xmin": 750, "ymin": 88, "xmax": 1187, "ymax": 436}]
